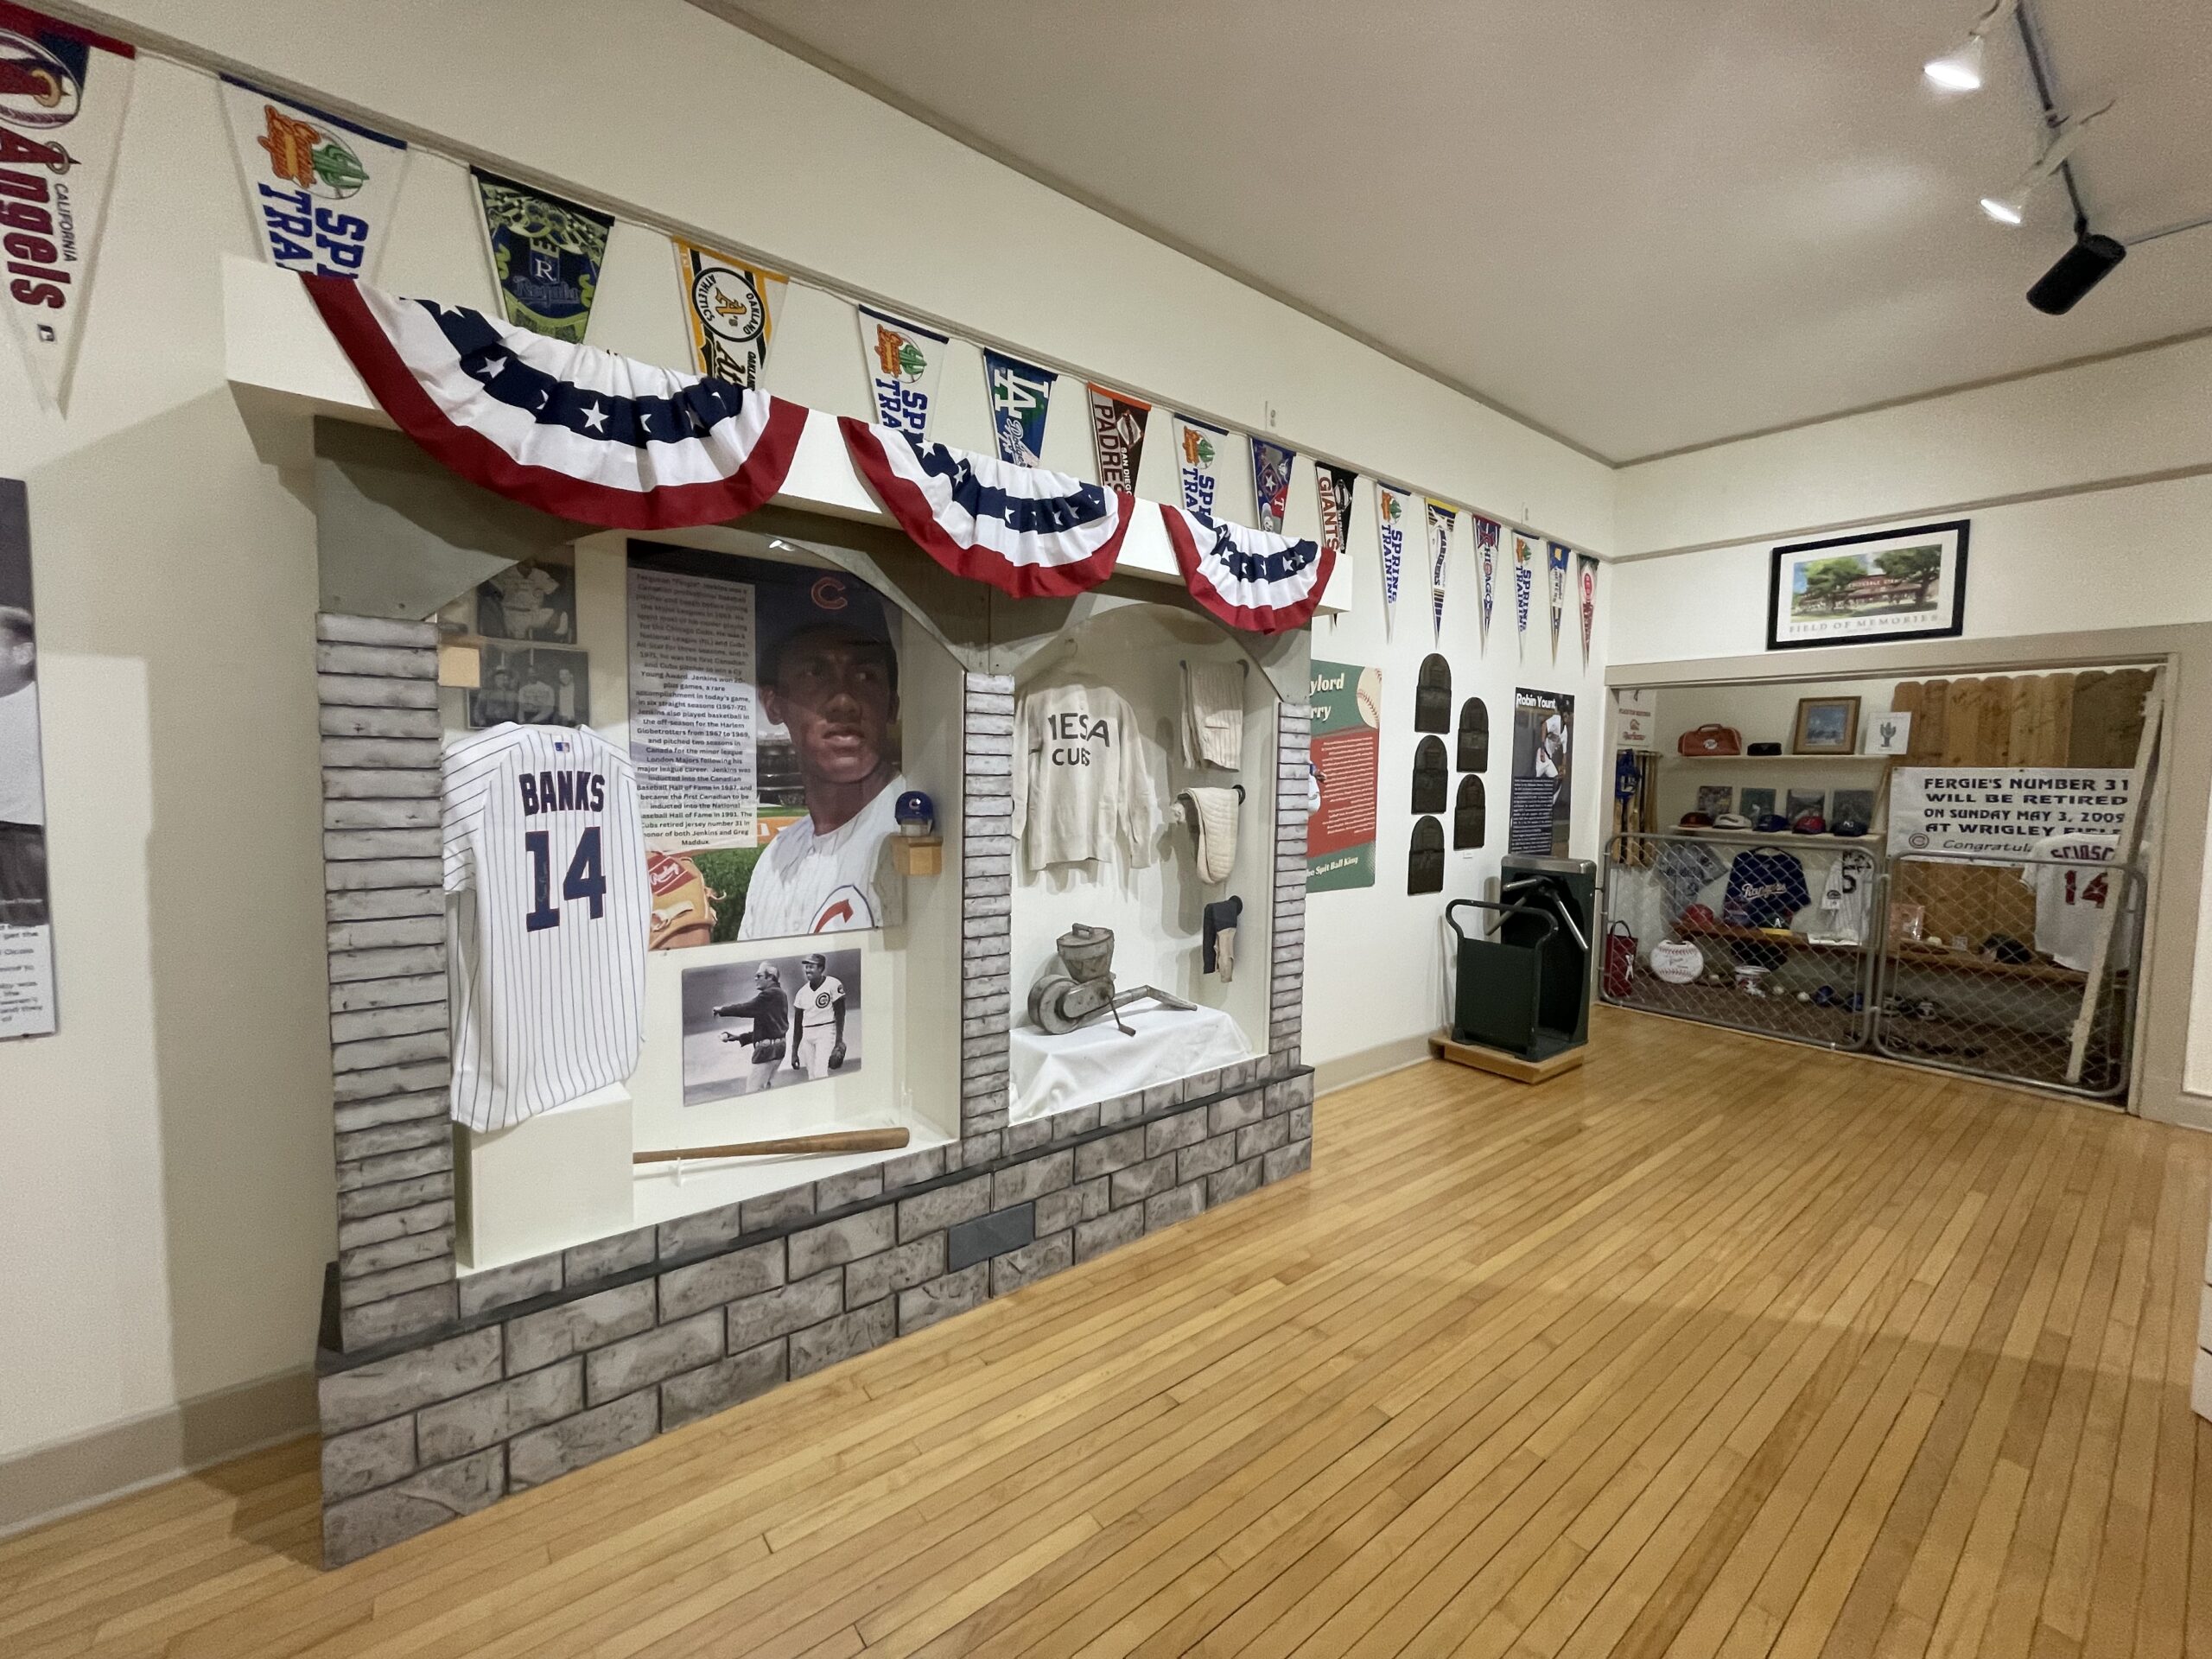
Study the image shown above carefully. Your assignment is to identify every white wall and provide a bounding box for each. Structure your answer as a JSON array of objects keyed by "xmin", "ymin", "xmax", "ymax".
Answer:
[{"xmin": 0, "ymin": 0, "xmax": 1614, "ymax": 1480}]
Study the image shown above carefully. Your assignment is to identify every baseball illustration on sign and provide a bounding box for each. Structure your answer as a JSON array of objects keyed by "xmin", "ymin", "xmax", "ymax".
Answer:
[
  {"xmin": 220, "ymin": 77, "xmax": 407, "ymax": 280},
  {"xmin": 682, "ymin": 947, "xmax": 864, "ymax": 1106},
  {"xmin": 673, "ymin": 238, "xmax": 785, "ymax": 387}
]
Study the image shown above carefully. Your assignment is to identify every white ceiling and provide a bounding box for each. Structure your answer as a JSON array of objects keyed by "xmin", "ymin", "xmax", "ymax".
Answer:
[{"xmin": 708, "ymin": 0, "xmax": 2212, "ymax": 464}]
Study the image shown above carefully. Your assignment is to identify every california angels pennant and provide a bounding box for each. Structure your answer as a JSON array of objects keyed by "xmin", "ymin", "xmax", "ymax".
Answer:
[
  {"xmin": 1472, "ymin": 515, "xmax": 1501, "ymax": 645},
  {"xmin": 841, "ymin": 417, "xmax": 1131, "ymax": 599},
  {"xmin": 1160, "ymin": 505, "xmax": 1333, "ymax": 635},
  {"xmin": 1548, "ymin": 542, "xmax": 1572, "ymax": 661},
  {"xmin": 1375, "ymin": 483, "xmax": 1409, "ymax": 639},
  {"xmin": 304, "ymin": 276, "xmax": 805, "ymax": 529},
  {"xmin": 1424, "ymin": 499, "xmax": 1456, "ymax": 645}
]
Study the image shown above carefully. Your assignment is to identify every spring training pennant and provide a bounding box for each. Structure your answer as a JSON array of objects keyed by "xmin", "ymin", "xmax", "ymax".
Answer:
[
  {"xmin": 1374, "ymin": 483, "xmax": 1409, "ymax": 639},
  {"xmin": 672, "ymin": 237, "xmax": 785, "ymax": 388},
  {"xmin": 1424, "ymin": 499, "xmax": 1456, "ymax": 644},
  {"xmin": 1548, "ymin": 541, "xmax": 1571, "ymax": 661},
  {"xmin": 842, "ymin": 417, "xmax": 1132, "ymax": 599},
  {"xmin": 856, "ymin": 305, "xmax": 947, "ymax": 442},
  {"xmin": 1160, "ymin": 505, "xmax": 1333, "ymax": 635},
  {"xmin": 982, "ymin": 347, "xmax": 1056, "ymax": 467},
  {"xmin": 1514, "ymin": 533, "xmax": 1535, "ymax": 656},
  {"xmin": 0, "ymin": 3, "xmax": 134, "ymax": 411},
  {"xmin": 220, "ymin": 78, "xmax": 406, "ymax": 281},
  {"xmin": 1578, "ymin": 552, "xmax": 1598, "ymax": 663},
  {"xmin": 1171, "ymin": 412, "xmax": 1229, "ymax": 516},
  {"xmin": 1251, "ymin": 437, "xmax": 1296, "ymax": 535},
  {"xmin": 472, "ymin": 168, "xmax": 612, "ymax": 344},
  {"xmin": 1085, "ymin": 384, "xmax": 1150, "ymax": 493},
  {"xmin": 1471, "ymin": 515, "xmax": 1501, "ymax": 645},
  {"xmin": 305, "ymin": 276, "xmax": 805, "ymax": 529}
]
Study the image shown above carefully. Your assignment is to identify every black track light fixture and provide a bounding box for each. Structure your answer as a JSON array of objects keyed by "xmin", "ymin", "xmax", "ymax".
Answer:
[{"xmin": 2026, "ymin": 231, "xmax": 2126, "ymax": 314}]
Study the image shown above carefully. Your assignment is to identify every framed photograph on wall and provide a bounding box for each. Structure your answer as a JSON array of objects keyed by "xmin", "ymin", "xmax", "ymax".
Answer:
[
  {"xmin": 1791, "ymin": 696, "xmax": 1861, "ymax": 755},
  {"xmin": 1765, "ymin": 520, "xmax": 1968, "ymax": 651}
]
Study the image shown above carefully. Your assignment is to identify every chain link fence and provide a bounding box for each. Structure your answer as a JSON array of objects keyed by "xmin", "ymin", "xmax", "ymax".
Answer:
[{"xmin": 1598, "ymin": 834, "xmax": 2141, "ymax": 1102}]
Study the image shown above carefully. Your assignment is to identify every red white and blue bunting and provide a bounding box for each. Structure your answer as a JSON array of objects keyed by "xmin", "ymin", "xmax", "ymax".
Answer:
[
  {"xmin": 304, "ymin": 276, "xmax": 805, "ymax": 530},
  {"xmin": 1160, "ymin": 505, "xmax": 1335, "ymax": 635},
  {"xmin": 840, "ymin": 416, "xmax": 1132, "ymax": 599}
]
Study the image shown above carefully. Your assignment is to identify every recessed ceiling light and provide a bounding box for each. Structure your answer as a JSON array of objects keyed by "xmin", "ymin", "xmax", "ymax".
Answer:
[{"xmin": 1924, "ymin": 0, "xmax": 2021, "ymax": 92}]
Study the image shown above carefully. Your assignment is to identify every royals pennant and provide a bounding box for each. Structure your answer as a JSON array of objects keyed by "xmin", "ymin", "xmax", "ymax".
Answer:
[
  {"xmin": 841, "ymin": 417, "xmax": 1131, "ymax": 600},
  {"xmin": 305, "ymin": 276, "xmax": 805, "ymax": 529},
  {"xmin": 1161, "ymin": 505, "xmax": 1334, "ymax": 635}
]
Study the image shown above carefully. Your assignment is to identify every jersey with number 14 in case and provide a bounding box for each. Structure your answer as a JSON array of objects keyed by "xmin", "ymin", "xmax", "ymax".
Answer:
[{"xmin": 442, "ymin": 724, "xmax": 649, "ymax": 1133}]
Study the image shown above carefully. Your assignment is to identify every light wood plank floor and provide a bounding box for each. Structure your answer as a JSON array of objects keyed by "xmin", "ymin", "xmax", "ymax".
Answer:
[{"xmin": 9, "ymin": 1007, "xmax": 2212, "ymax": 1658}]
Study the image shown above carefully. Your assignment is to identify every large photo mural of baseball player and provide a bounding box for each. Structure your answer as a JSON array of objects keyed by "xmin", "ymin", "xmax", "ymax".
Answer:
[
  {"xmin": 0, "ymin": 478, "xmax": 54, "ymax": 1039},
  {"xmin": 626, "ymin": 543, "xmax": 906, "ymax": 949},
  {"xmin": 680, "ymin": 948, "xmax": 864, "ymax": 1106}
]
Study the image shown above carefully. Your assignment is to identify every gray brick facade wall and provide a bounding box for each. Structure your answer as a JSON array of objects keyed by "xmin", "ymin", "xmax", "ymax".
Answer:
[{"xmin": 311, "ymin": 637, "xmax": 1319, "ymax": 1567}]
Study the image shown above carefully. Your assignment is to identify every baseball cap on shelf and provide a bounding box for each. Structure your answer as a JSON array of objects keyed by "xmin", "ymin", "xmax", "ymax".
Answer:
[
  {"xmin": 1831, "ymin": 819, "xmax": 1869, "ymax": 837},
  {"xmin": 1713, "ymin": 812, "xmax": 1751, "ymax": 830},
  {"xmin": 1753, "ymin": 813, "xmax": 1791, "ymax": 834},
  {"xmin": 1790, "ymin": 812, "xmax": 1827, "ymax": 836},
  {"xmin": 1678, "ymin": 811, "xmax": 1715, "ymax": 829},
  {"xmin": 1679, "ymin": 903, "xmax": 1717, "ymax": 929}
]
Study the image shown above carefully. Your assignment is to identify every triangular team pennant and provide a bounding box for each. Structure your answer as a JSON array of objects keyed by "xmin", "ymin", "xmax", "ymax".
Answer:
[
  {"xmin": 0, "ymin": 3, "xmax": 135, "ymax": 410},
  {"xmin": 982, "ymin": 347, "xmax": 1056, "ymax": 467},
  {"xmin": 857, "ymin": 305, "xmax": 947, "ymax": 442},
  {"xmin": 672, "ymin": 237, "xmax": 785, "ymax": 387},
  {"xmin": 842, "ymin": 418, "xmax": 1131, "ymax": 599},
  {"xmin": 1171, "ymin": 413, "xmax": 1229, "ymax": 516},
  {"xmin": 221, "ymin": 78, "xmax": 407, "ymax": 281},
  {"xmin": 1425, "ymin": 499, "xmax": 1456, "ymax": 645},
  {"xmin": 1471, "ymin": 515, "xmax": 1501, "ymax": 646},
  {"xmin": 1374, "ymin": 483, "xmax": 1408, "ymax": 640},
  {"xmin": 1086, "ymin": 384, "xmax": 1150, "ymax": 492},
  {"xmin": 1514, "ymin": 534, "xmax": 1535, "ymax": 658},
  {"xmin": 1160, "ymin": 505, "xmax": 1333, "ymax": 635},
  {"xmin": 1578, "ymin": 553, "xmax": 1599, "ymax": 663},
  {"xmin": 1548, "ymin": 542, "xmax": 1571, "ymax": 661},
  {"xmin": 1250, "ymin": 437, "xmax": 1296, "ymax": 534},
  {"xmin": 472, "ymin": 168, "xmax": 612, "ymax": 343}
]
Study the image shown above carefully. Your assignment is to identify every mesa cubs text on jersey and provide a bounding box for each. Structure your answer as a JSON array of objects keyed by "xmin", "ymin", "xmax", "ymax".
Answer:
[{"xmin": 442, "ymin": 724, "xmax": 650, "ymax": 1132}]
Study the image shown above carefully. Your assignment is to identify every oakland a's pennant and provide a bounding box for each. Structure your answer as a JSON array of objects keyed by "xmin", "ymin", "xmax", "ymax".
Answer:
[
  {"xmin": 1514, "ymin": 533, "xmax": 1535, "ymax": 656},
  {"xmin": 1085, "ymin": 383, "xmax": 1149, "ymax": 493},
  {"xmin": 672, "ymin": 237, "xmax": 785, "ymax": 387},
  {"xmin": 1579, "ymin": 552, "xmax": 1598, "ymax": 663},
  {"xmin": 841, "ymin": 417, "xmax": 1131, "ymax": 599},
  {"xmin": 982, "ymin": 347, "xmax": 1056, "ymax": 467},
  {"xmin": 1251, "ymin": 437, "xmax": 1296, "ymax": 535},
  {"xmin": 305, "ymin": 276, "xmax": 804, "ymax": 529},
  {"xmin": 1161, "ymin": 505, "xmax": 1333, "ymax": 635},
  {"xmin": 220, "ymin": 77, "xmax": 406, "ymax": 280},
  {"xmin": 1171, "ymin": 412, "xmax": 1229, "ymax": 517},
  {"xmin": 472, "ymin": 168, "xmax": 612, "ymax": 343},
  {"xmin": 1425, "ymin": 499, "xmax": 1456, "ymax": 645},
  {"xmin": 1472, "ymin": 515, "xmax": 1501, "ymax": 645},
  {"xmin": 1374, "ymin": 482, "xmax": 1409, "ymax": 640},
  {"xmin": 856, "ymin": 304, "xmax": 946, "ymax": 442},
  {"xmin": 0, "ymin": 3, "xmax": 133, "ymax": 410},
  {"xmin": 1548, "ymin": 542, "xmax": 1571, "ymax": 661}
]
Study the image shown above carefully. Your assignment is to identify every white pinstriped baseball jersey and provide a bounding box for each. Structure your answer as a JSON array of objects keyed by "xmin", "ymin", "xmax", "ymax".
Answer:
[{"xmin": 442, "ymin": 723, "xmax": 649, "ymax": 1133}]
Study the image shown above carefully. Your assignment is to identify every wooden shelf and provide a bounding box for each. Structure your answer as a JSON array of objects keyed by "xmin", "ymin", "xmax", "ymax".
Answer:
[
  {"xmin": 1672, "ymin": 918, "xmax": 2113, "ymax": 987},
  {"xmin": 1665, "ymin": 752, "xmax": 1893, "ymax": 764}
]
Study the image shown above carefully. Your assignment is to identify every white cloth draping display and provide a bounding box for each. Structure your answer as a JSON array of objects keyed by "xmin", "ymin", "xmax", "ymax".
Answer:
[{"xmin": 1008, "ymin": 1004, "xmax": 1254, "ymax": 1123}]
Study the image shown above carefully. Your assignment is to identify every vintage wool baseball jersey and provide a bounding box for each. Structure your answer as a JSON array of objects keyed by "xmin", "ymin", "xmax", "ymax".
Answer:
[
  {"xmin": 1012, "ymin": 680, "xmax": 1165, "ymax": 870},
  {"xmin": 442, "ymin": 724, "xmax": 650, "ymax": 1133}
]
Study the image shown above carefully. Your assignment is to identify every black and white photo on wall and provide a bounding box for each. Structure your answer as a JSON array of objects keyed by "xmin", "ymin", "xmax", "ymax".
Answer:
[
  {"xmin": 467, "ymin": 643, "xmax": 590, "ymax": 729},
  {"xmin": 1508, "ymin": 688, "xmax": 1574, "ymax": 856},
  {"xmin": 1766, "ymin": 520, "xmax": 1968, "ymax": 651},
  {"xmin": 475, "ymin": 552, "xmax": 578, "ymax": 644},
  {"xmin": 681, "ymin": 947, "xmax": 865, "ymax": 1106},
  {"xmin": 0, "ymin": 479, "xmax": 54, "ymax": 1039}
]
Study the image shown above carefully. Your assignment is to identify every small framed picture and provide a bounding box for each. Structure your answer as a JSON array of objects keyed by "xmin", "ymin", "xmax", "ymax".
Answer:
[
  {"xmin": 1738, "ymin": 786, "xmax": 1777, "ymax": 822},
  {"xmin": 1791, "ymin": 696, "xmax": 1861, "ymax": 755},
  {"xmin": 1767, "ymin": 520, "xmax": 1968, "ymax": 651},
  {"xmin": 1832, "ymin": 788, "xmax": 1877, "ymax": 827},
  {"xmin": 1694, "ymin": 785, "xmax": 1733, "ymax": 818},
  {"xmin": 1865, "ymin": 710, "xmax": 1913, "ymax": 755},
  {"xmin": 1785, "ymin": 788, "xmax": 1826, "ymax": 823}
]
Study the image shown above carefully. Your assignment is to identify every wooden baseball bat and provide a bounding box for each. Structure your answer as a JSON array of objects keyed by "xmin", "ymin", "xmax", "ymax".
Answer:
[{"xmin": 632, "ymin": 1127, "xmax": 911, "ymax": 1165}]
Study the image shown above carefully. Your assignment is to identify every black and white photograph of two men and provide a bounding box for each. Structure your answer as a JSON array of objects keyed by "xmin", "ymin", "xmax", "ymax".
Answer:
[{"xmin": 680, "ymin": 948, "xmax": 864, "ymax": 1106}]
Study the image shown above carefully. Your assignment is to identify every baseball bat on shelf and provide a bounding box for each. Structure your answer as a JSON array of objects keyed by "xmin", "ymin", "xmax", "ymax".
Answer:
[{"xmin": 633, "ymin": 1127, "xmax": 912, "ymax": 1166}]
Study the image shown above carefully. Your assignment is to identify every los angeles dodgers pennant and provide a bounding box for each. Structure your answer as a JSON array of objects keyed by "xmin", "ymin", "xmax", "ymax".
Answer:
[
  {"xmin": 672, "ymin": 237, "xmax": 785, "ymax": 387},
  {"xmin": 1161, "ymin": 505, "xmax": 1334, "ymax": 635},
  {"xmin": 1086, "ymin": 384, "xmax": 1150, "ymax": 493},
  {"xmin": 0, "ymin": 3, "xmax": 134, "ymax": 411},
  {"xmin": 1579, "ymin": 553, "xmax": 1598, "ymax": 662},
  {"xmin": 472, "ymin": 168, "xmax": 612, "ymax": 343},
  {"xmin": 305, "ymin": 276, "xmax": 805, "ymax": 529},
  {"xmin": 1548, "ymin": 541, "xmax": 1572, "ymax": 661},
  {"xmin": 856, "ymin": 306, "xmax": 947, "ymax": 442},
  {"xmin": 1251, "ymin": 438, "xmax": 1296, "ymax": 534},
  {"xmin": 220, "ymin": 77, "xmax": 407, "ymax": 281},
  {"xmin": 1472, "ymin": 515, "xmax": 1501, "ymax": 645},
  {"xmin": 1171, "ymin": 413, "xmax": 1229, "ymax": 516},
  {"xmin": 1425, "ymin": 499, "xmax": 1456, "ymax": 645},
  {"xmin": 840, "ymin": 417, "xmax": 1131, "ymax": 600},
  {"xmin": 1374, "ymin": 483, "xmax": 1409, "ymax": 640},
  {"xmin": 1514, "ymin": 533, "xmax": 1535, "ymax": 658},
  {"xmin": 982, "ymin": 348, "xmax": 1056, "ymax": 467}
]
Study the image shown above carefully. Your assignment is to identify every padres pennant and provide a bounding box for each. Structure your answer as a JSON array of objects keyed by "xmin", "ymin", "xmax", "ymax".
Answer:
[
  {"xmin": 1160, "ymin": 504, "xmax": 1334, "ymax": 634},
  {"xmin": 305, "ymin": 276, "xmax": 805, "ymax": 529},
  {"xmin": 1086, "ymin": 383, "xmax": 1150, "ymax": 493},
  {"xmin": 841, "ymin": 417, "xmax": 1132, "ymax": 598},
  {"xmin": 443, "ymin": 723, "xmax": 650, "ymax": 1133}
]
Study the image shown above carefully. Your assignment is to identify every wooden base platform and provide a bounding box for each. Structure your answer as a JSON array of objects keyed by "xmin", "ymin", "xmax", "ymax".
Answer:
[{"xmin": 1429, "ymin": 1027, "xmax": 1590, "ymax": 1084}]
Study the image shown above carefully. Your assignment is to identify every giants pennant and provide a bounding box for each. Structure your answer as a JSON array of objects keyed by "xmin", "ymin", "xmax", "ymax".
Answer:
[
  {"xmin": 839, "ymin": 417, "xmax": 1131, "ymax": 599},
  {"xmin": 1160, "ymin": 505, "xmax": 1335, "ymax": 634},
  {"xmin": 305, "ymin": 276, "xmax": 805, "ymax": 529}
]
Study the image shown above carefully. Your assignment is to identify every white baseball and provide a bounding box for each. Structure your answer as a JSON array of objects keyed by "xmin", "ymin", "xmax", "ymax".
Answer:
[{"xmin": 1355, "ymin": 666, "xmax": 1382, "ymax": 729}]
